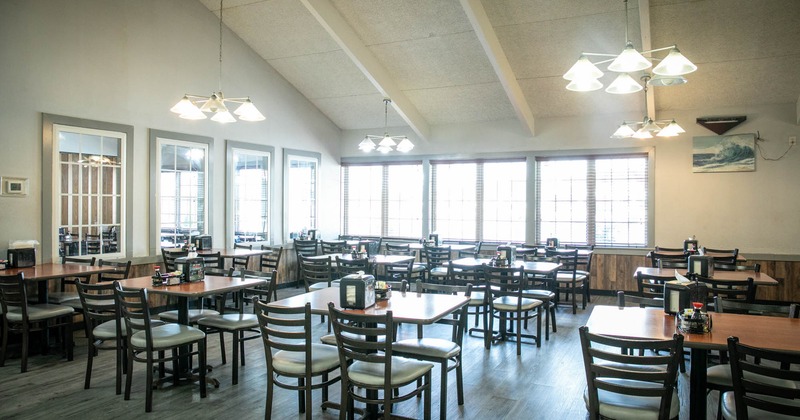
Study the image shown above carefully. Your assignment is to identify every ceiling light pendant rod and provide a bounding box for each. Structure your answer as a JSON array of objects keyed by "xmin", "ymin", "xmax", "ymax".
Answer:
[{"xmin": 218, "ymin": 0, "xmax": 223, "ymax": 92}]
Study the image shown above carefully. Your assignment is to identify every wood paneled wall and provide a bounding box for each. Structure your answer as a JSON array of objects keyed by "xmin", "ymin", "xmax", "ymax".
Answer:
[{"xmin": 590, "ymin": 253, "xmax": 800, "ymax": 302}]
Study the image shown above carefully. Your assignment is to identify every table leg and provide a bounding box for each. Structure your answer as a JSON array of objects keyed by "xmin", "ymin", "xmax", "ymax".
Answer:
[{"xmin": 689, "ymin": 348, "xmax": 707, "ymax": 420}]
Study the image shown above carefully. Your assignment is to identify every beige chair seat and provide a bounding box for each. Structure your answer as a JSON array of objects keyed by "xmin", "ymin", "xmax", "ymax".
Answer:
[
  {"xmin": 523, "ymin": 289, "xmax": 555, "ymax": 300},
  {"xmin": 130, "ymin": 323, "xmax": 205, "ymax": 349},
  {"xmin": 93, "ymin": 319, "xmax": 166, "ymax": 339},
  {"xmin": 412, "ymin": 263, "xmax": 427, "ymax": 272},
  {"xmin": 320, "ymin": 333, "xmax": 385, "ymax": 346},
  {"xmin": 708, "ymin": 364, "xmax": 799, "ymax": 388},
  {"xmin": 393, "ymin": 338, "xmax": 460, "ymax": 359},
  {"xmin": 492, "ymin": 296, "xmax": 542, "ymax": 311},
  {"xmin": 429, "ymin": 267, "xmax": 448, "ymax": 277},
  {"xmin": 64, "ymin": 298, "xmax": 113, "ymax": 311},
  {"xmin": 196, "ymin": 313, "xmax": 258, "ymax": 330},
  {"xmin": 47, "ymin": 291, "xmax": 79, "ymax": 304},
  {"xmin": 348, "ymin": 357, "xmax": 433, "ymax": 386},
  {"xmin": 721, "ymin": 391, "xmax": 800, "ymax": 420},
  {"xmin": 583, "ymin": 378, "xmax": 679, "ymax": 420},
  {"xmin": 158, "ymin": 308, "xmax": 219, "ymax": 324},
  {"xmin": 272, "ymin": 343, "xmax": 340, "ymax": 375},
  {"xmin": 555, "ymin": 273, "xmax": 587, "ymax": 283},
  {"xmin": 5, "ymin": 304, "xmax": 73, "ymax": 322}
]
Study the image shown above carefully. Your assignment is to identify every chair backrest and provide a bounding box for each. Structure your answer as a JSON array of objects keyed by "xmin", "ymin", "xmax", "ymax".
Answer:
[
  {"xmin": 636, "ymin": 271, "xmax": 671, "ymax": 299},
  {"xmin": 572, "ymin": 245, "xmax": 594, "ymax": 273},
  {"xmin": 242, "ymin": 269, "xmax": 278, "ymax": 304},
  {"xmin": 713, "ymin": 296, "xmax": 799, "ymax": 318},
  {"xmin": 0, "ymin": 273, "xmax": 28, "ymax": 321},
  {"xmin": 385, "ymin": 243, "xmax": 411, "ymax": 254},
  {"xmin": 320, "ymin": 240, "xmax": 348, "ymax": 255},
  {"xmin": 580, "ymin": 326, "xmax": 684, "ymax": 420},
  {"xmin": 457, "ymin": 241, "xmax": 481, "ymax": 259},
  {"xmin": 415, "ymin": 281, "xmax": 471, "ymax": 342},
  {"xmin": 327, "ymin": 302, "xmax": 397, "ymax": 391},
  {"xmin": 62, "ymin": 255, "xmax": 96, "ymax": 266},
  {"xmin": 114, "ymin": 283, "xmax": 155, "ymax": 349},
  {"xmin": 161, "ymin": 248, "xmax": 187, "ymax": 272},
  {"xmin": 294, "ymin": 239, "xmax": 319, "ymax": 258},
  {"xmin": 254, "ymin": 299, "xmax": 315, "ymax": 377},
  {"xmin": 702, "ymin": 247, "xmax": 739, "ymax": 265},
  {"xmin": 482, "ymin": 264, "xmax": 526, "ymax": 303},
  {"xmin": 259, "ymin": 245, "xmax": 283, "ymax": 272},
  {"xmin": 423, "ymin": 245, "xmax": 451, "ymax": 269},
  {"xmin": 727, "ymin": 336, "xmax": 800, "ymax": 419},
  {"xmin": 715, "ymin": 262, "xmax": 761, "ymax": 273},
  {"xmin": 97, "ymin": 259, "xmax": 132, "ymax": 282},
  {"xmin": 232, "ymin": 243, "xmax": 252, "ymax": 269},
  {"xmin": 448, "ymin": 261, "xmax": 483, "ymax": 290},
  {"xmin": 546, "ymin": 248, "xmax": 579, "ymax": 278},
  {"xmin": 76, "ymin": 281, "xmax": 118, "ymax": 336},
  {"xmin": 616, "ymin": 291, "xmax": 664, "ymax": 309},
  {"xmin": 298, "ymin": 255, "xmax": 333, "ymax": 291},
  {"xmin": 335, "ymin": 256, "xmax": 371, "ymax": 277},
  {"xmin": 385, "ymin": 259, "xmax": 414, "ymax": 285},
  {"xmin": 697, "ymin": 275, "xmax": 755, "ymax": 303},
  {"xmin": 198, "ymin": 252, "xmax": 223, "ymax": 269},
  {"xmin": 86, "ymin": 234, "xmax": 102, "ymax": 254},
  {"xmin": 654, "ymin": 246, "xmax": 684, "ymax": 253},
  {"xmin": 649, "ymin": 251, "xmax": 688, "ymax": 269}
]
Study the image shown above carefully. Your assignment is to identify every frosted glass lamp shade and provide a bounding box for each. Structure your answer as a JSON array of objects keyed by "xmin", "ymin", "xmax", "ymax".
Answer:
[
  {"xmin": 234, "ymin": 99, "xmax": 266, "ymax": 121},
  {"xmin": 358, "ymin": 137, "xmax": 376, "ymax": 152},
  {"xmin": 378, "ymin": 135, "xmax": 397, "ymax": 147},
  {"xmin": 563, "ymin": 56, "xmax": 604, "ymax": 80},
  {"xmin": 647, "ymin": 74, "xmax": 687, "ymax": 87},
  {"xmin": 605, "ymin": 73, "xmax": 643, "ymax": 94},
  {"xmin": 652, "ymin": 47, "xmax": 697, "ymax": 76},
  {"xmin": 171, "ymin": 96, "xmax": 199, "ymax": 114},
  {"xmin": 396, "ymin": 138, "xmax": 414, "ymax": 152},
  {"xmin": 376, "ymin": 145, "xmax": 392, "ymax": 153},
  {"xmin": 179, "ymin": 106, "xmax": 207, "ymax": 120},
  {"xmin": 632, "ymin": 127, "xmax": 653, "ymax": 139},
  {"xmin": 608, "ymin": 42, "xmax": 652, "ymax": 73},
  {"xmin": 211, "ymin": 110, "xmax": 236, "ymax": 123},
  {"xmin": 566, "ymin": 77, "xmax": 603, "ymax": 92},
  {"xmin": 611, "ymin": 124, "xmax": 637, "ymax": 138},
  {"xmin": 642, "ymin": 119, "xmax": 662, "ymax": 132}
]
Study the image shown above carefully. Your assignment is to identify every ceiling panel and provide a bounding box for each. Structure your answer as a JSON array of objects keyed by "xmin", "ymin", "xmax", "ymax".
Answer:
[
  {"xmin": 268, "ymin": 50, "xmax": 376, "ymax": 100},
  {"xmin": 312, "ymin": 94, "xmax": 408, "ymax": 130},
  {"xmin": 405, "ymin": 83, "xmax": 516, "ymax": 125}
]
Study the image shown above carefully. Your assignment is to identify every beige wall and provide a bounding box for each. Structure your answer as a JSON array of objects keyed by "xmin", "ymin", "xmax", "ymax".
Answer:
[{"xmin": 0, "ymin": 0, "xmax": 342, "ymax": 261}]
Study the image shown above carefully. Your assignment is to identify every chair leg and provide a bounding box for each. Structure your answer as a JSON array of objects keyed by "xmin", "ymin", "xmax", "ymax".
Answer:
[
  {"xmin": 0, "ymin": 320, "xmax": 8, "ymax": 367},
  {"xmin": 232, "ymin": 332, "xmax": 239, "ymax": 385},
  {"xmin": 219, "ymin": 330, "xmax": 227, "ymax": 365},
  {"xmin": 439, "ymin": 361, "xmax": 448, "ymax": 420},
  {"xmin": 516, "ymin": 315, "xmax": 522, "ymax": 356},
  {"xmin": 265, "ymin": 375, "xmax": 274, "ymax": 420},
  {"xmin": 199, "ymin": 338, "xmax": 207, "ymax": 398},
  {"xmin": 124, "ymin": 347, "xmax": 134, "ymax": 400},
  {"xmin": 483, "ymin": 308, "xmax": 492, "ymax": 349},
  {"xmin": 298, "ymin": 378, "xmax": 305, "ymax": 413},
  {"xmin": 305, "ymin": 375, "xmax": 313, "ymax": 420},
  {"xmin": 21, "ymin": 327, "xmax": 29, "ymax": 373},
  {"xmin": 322, "ymin": 372, "xmax": 329, "ymax": 407},
  {"xmin": 455, "ymin": 355, "xmax": 464, "ymax": 406},
  {"xmin": 239, "ymin": 330, "xmax": 246, "ymax": 367},
  {"xmin": 115, "ymin": 341, "xmax": 123, "ymax": 395},
  {"xmin": 145, "ymin": 357, "xmax": 154, "ymax": 412},
  {"xmin": 536, "ymin": 307, "xmax": 542, "ymax": 347},
  {"xmin": 423, "ymin": 371, "xmax": 432, "ymax": 420},
  {"xmin": 84, "ymin": 341, "xmax": 94, "ymax": 389},
  {"xmin": 550, "ymin": 303, "xmax": 557, "ymax": 332}
]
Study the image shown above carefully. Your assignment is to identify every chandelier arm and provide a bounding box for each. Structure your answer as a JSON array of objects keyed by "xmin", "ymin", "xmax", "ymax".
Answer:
[
  {"xmin": 640, "ymin": 45, "xmax": 677, "ymax": 55},
  {"xmin": 581, "ymin": 52, "xmax": 619, "ymax": 58}
]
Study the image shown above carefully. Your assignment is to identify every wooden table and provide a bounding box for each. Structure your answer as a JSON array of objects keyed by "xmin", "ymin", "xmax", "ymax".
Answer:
[
  {"xmin": 586, "ymin": 306, "xmax": 800, "ymax": 420},
  {"xmin": 634, "ymin": 266, "xmax": 778, "ymax": 286},
  {"xmin": 449, "ymin": 257, "xmax": 561, "ymax": 275},
  {"xmin": 514, "ymin": 247, "xmax": 593, "ymax": 257},
  {"xmin": 269, "ymin": 286, "xmax": 468, "ymax": 325},
  {"xmin": 0, "ymin": 263, "xmax": 119, "ymax": 303},
  {"xmin": 117, "ymin": 275, "xmax": 267, "ymax": 384},
  {"xmin": 406, "ymin": 243, "xmax": 475, "ymax": 252}
]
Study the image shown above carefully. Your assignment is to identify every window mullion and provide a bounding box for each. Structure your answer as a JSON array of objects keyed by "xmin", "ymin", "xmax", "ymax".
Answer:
[
  {"xmin": 476, "ymin": 162, "xmax": 483, "ymax": 241},
  {"xmin": 587, "ymin": 159, "xmax": 596, "ymax": 244}
]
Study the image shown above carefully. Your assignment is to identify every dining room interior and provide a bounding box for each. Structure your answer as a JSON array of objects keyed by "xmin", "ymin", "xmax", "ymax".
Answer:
[{"xmin": 1, "ymin": 0, "xmax": 800, "ymax": 419}]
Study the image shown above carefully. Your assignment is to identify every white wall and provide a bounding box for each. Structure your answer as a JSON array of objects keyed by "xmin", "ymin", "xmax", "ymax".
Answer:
[
  {"xmin": 342, "ymin": 104, "xmax": 800, "ymax": 257},
  {"xmin": 0, "ymin": 0, "xmax": 341, "ymax": 261}
]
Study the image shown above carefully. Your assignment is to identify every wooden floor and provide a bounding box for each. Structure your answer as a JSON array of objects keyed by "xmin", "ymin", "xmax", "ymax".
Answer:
[{"xmin": 0, "ymin": 291, "xmax": 712, "ymax": 419}]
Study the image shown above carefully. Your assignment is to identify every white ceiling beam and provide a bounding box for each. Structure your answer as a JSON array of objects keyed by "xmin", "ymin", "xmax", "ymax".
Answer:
[
  {"xmin": 638, "ymin": 0, "xmax": 656, "ymax": 119},
  {"xmin": 299, "ymin": 0, "xmax": 430, "ymax": 141},
  {"xmin": 460, "ymin": 0, "xmax": 535, "ymax": 137}
]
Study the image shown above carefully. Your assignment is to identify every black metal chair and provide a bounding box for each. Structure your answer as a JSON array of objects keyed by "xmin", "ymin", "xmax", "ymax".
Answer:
[
  {"xmin": 482, "ymin": 264, "xmax": 542, "ymax": 354},
  {"xmin": 76, "ymin": 281, "xmax": 125, "ymax": 393}
]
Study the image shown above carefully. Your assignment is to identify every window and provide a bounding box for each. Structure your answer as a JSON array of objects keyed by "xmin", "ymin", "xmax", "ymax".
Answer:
[
  {"xmin": 431, "ymin": 159, "xmax": 526, "ymax": 242},
  {"xmin": 150, "ymin": 130, "xmax": 213, "ymax": 252},
  {"xmin": 43, "ymin": 114, "xmax": 133, "ymax": 262},
  {"xmin": 536, "ymin": 154, "xmax": 649, "ymax": 247},
  {"xmin": 341, "ymin": 162, "xmax": 423, "ymax": 237},
  {"xmin": 284, "ymin": 149, "xmax": 319, "ymax": 241},
  {"xmin": 227, "ymin": 141, "xmax": 273, "ymax": 246}
]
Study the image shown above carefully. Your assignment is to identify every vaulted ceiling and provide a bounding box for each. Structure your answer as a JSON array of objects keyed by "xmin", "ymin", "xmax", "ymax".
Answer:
[{"xmin": 198, "ymin": 0, "xmax": 800, "ymax": 139}]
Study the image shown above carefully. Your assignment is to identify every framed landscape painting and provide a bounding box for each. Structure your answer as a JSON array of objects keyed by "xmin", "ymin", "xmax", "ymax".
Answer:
[{"xmin": 692, "ymin": 133, "xmax": 756, "ymax": 173}]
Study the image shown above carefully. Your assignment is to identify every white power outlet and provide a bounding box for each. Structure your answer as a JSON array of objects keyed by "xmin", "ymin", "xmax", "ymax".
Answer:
[{"xmin": 790, "ymin": 136, "xmax": 797, "ymax": 145}]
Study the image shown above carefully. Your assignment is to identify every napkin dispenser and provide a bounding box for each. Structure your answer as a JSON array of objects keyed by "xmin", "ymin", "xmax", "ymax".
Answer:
[
  {"xmin": 545, "ymin": 237, "xmax": 559, "ymax": 249},
  {"xmin": 7, "ymin": 248, "xmax": 36, "ymax": 268},
  {"xmin": 688, "ymin": 255, "xmax": 714, "ymax": 278},
  {"xmin": 428, "ymin": 233, "xmax": 439, "ymax": 247},
  {"xmin": 340, "ymin": 273, "xmax": 375, "ymax": 309},
  {"xmin": 193, "ymin": 235, "xmax": 212, "ymax": 250},
  {"xmin": 664, "ymin": 274, "xmax": 709, "ymax": 315},
  {"xmin": 496, "ymin": 245, "xmax": 516, "ymax": 265},
  {"xmin": 174, "ymin": 257, "xmax": 205, "ymax": 283}
]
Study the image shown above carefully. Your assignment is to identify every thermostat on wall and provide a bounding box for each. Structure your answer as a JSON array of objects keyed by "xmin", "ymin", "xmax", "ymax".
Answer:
[{"xmin": 0, "ymin": 177, "xmax": 29, "ymax": 197}]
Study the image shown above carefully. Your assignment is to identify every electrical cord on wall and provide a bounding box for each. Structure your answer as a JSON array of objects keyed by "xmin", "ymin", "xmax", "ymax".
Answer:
[{"xmin": 755, "ymin": 131, "xmax": 794, "ymax": 161}]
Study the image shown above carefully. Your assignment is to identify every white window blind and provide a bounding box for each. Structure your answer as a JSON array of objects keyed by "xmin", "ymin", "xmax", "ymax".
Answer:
[{"xmin": 536, "ymin": 154, "xmax": 648, "ymax": 247}]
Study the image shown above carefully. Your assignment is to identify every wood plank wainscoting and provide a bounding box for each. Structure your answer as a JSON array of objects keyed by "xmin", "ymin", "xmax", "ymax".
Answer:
[{"xmin": 592, "ymin": 253, "xmax": 800, "ymax": 302}]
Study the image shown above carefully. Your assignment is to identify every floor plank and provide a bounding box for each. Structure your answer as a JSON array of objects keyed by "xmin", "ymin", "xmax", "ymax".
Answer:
[{"xmin": 0, "ymin": 291, "xmax": 710, "ymax": 419}]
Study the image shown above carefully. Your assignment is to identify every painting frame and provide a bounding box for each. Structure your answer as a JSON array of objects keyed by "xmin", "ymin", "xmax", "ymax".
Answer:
[{"xmin": 692, "ymin": 133, "xmax": 756, "ymax": 173}]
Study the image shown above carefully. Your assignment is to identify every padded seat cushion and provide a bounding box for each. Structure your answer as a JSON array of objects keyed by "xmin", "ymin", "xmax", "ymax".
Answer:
[
  {"xmin": 583, "ymin": 378, "xmax": 679, "ymax": 420},
  {"xmin": 492, "ymin": 296, "xmax": 542, "ymax": 311},
  {"xmin": 47, "ymin": 292, "xmax": 79, "ymax": 303},
  {"xmin": 411, "ymin": 264, "xmax": 427, "ymax": 273},
  {"xmin": 523, "ymin": 289, "xmax": 555, "ymax": 300},
  {"xmin": 393, "ymin": 338, "xmax": 460, "ymax": 359},
  {"xmin": 320, "ymin": 333, "xmax": 385, "ymax": 346},
  {"xmin": 158, "ymin": 309, "xmax": 220, "ymax": 324},
  {"xmin": 429, "ymin": 267, "xmax": 448, "ymax": 276},
  {"xmin": 721, "ymin": 390, "xmax": 800, "ymax": 420},
  {"xmin": 707, "ymin": 363, "xmax": 799, "ymax": 388},
  {"xmin": 272, "ymin": 343, "xmax": 340, "ymax": 375},
  {"xmin": 555, "ymin": 273, "xmax": 587, "ymax": 282},
  {"xmin": 130, "ymin": 323, "xmax": 205, "ymax": 349},
  {"xmin": 5, "ymin": 304, "xmax": 74, "ymax": 321},
  {"xmin": 95, "ymin": 319, "xmax": 166, "ymax": 338},
  {"xmin": 348, "ymin": 357, "xmax": 433, "ymax": 387},
  {"xmin": 197, "ymin": 313, "xmax": 258, "ymax": 330}
]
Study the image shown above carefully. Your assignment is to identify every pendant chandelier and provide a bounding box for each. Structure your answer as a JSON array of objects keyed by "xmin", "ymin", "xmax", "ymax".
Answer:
[
  {"xmin": 610, "ymin": 76, "xmax": 685, "ymax": 138},
  {"xmin": 358, "ymin": 98, "xmax": 414, "ymax": 153},
  {"xmin": 563, "ymin": 0, "xmax": 697, "ymax": 94},
  {"xmin": 170, "ymin": 0, "xmax": 265, "ymax": 123}
]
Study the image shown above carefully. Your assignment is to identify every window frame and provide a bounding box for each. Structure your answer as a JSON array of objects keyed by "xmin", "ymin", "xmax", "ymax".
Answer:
[
  {"xmin": 283, "ymin": 149, "xmax": 320, "ymax": 242},
  {"xmin": 149, "ymin": 129, "xmax": 213, "ymax": 256},
  {"xmin": 226, "ymin": 140, "xmax": 274, "ymax": 248},
  {"xmin": 533, "ymin": 147, "xmax": 654, "ymax": 248},
  {"xmin": 42, "ymin": 114, "xmax": 133, "ymax": 263}
]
